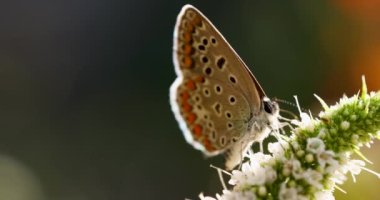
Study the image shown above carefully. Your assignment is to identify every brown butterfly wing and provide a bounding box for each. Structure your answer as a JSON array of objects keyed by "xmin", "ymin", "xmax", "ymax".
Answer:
[{"xmin": 170, "ymin": 5, "xmax": 266, "ymax": 157}]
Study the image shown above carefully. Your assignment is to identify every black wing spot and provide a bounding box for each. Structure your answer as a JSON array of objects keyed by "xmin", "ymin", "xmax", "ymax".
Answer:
[
  {"xmin": 229, "ymin": 96, "xmax": 236, "ymax": 104},
  {"xmin": 202, "ymin": 38, "xmax": 208, "ymax": 45},
  {"xmin": 227, "ymin": 122, "xmax": 233, "ymax": 129},
  {"xmin": 202, "ymin": 56, "xmax": 208, "ymax": 63},
  {"xmin": 215, "ymin": 85, "xmax": 222, "ymax": 94},
  {"xmin": 225, "ymin": 111, "xmax": 232, "ymax": 119},
  {"xmin": 229, "ymin": 75, "xmax": 236, "ymax": 84},
  {"xmin": 205, "ymin": 67, "xmax": 212, "ymax": 75},
  {"xmin": 211, "ymin": 131, "xmax": 216, "ymax": 140},
  {"xmin": 203, "ymin": 88, "xmax": 210, "ymax": 96},
  {"xmin": 211, "ymin": 37, "xmax": 216, "ymax": 44},
  {"xmin": 220, "ymin": 136, "xmax": 226, "ymax": 146},
  {"xmin": 217, "ymin": 57, "xmax": 225, "ymax": 69}
]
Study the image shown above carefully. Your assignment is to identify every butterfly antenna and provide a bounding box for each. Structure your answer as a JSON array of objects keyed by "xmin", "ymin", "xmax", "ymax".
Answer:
[
  {"xmin": 238, "ymin": 141, "xmax": 244, "ymax": 170},
  {"xmin": 274, "ymin": 97, "xmax": 310, "ymax": 120},
  {"xmin": 274, "ymin": 97, "xmax": 308, "ymax": 112}
]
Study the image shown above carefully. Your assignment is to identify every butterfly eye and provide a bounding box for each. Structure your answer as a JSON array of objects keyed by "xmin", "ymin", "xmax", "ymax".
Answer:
[{"xmin": 263, "ymin": 100, "xmax": 273, "ymax": 114}]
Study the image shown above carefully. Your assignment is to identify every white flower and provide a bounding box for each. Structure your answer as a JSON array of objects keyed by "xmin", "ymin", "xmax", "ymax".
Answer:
[
  {"xmin": 291, "ymin": 112, "xmax": 315, "ymax": 131},
  {"xmin": 325, "ymin": 159, "xmax": 340, "ymax": 174},
  {"xmin": 228, "ymin": 170, "xmax": 245, "ymax": 186},
  {"xmin": 264, "ymin": 166, "xmax": 277, "ymax": 184},
  {"xmin": 290, "ymin": 159, "xmax": 304, "ymax": 179},
  {"xmin": 338, "ymin": 159, "xmax": 366, "ymax": 182},
  {"xmin": 338, "ymin": 152, "xmax": 349, "ymax": 165},
  {"xmin": 197, "ymin": 86, "xmax": 380, "ymax": 200},
  {"xmin": 246, "ymin": 165, "xmax": 266, "ymax": 185},
  {"xmin": 314, "ymin": 191, "xmax": 335, "ymax": 200},
  {"xmin": 325, "ymin": 160, "xmax": 340, "ymax": 174},
  {"xmin": 303, "ymin": 169, "xmax": 323, "ymax": 189},
  {"xmin": 317, "ymin": 150, "xmax": 336, "ymax": 168},
  {"xmin": 300, "ymin": 112, "xmax": 311, "ymax": 123},
  {"xmin": 279, "ymin": 184, "xmax": 298, "ymax": 200},
  {"xmin": 331, "ymin": 170, "xmax": 347, "ymax": 185},
  {"xmin": 306, "ymin": 137, "xmax": 325, "ymax": 154},
  {"xmin": 247, "ymin": 152, "xmax": 271, "ymax": 163},
  {"xmin": 282, "ymin": 160, "xmax": 292, "ymax": 175},
  {"xmin": 268, "ymin": 142, "xmax": 285, "ymax": 157},
  {"xmin": 220, "ymin": 190, "xmax": 256, "ymax": 200},
  {"xmin": 279, "ymin": 183, "xmax": 307, "ymax": 200},
  {"xmin": 346, "ymin": 160, "xmax": 365, "ymax": 176},
  {"xmin": 229, "ymin": 161, "xmax": 266, "ymax": 186}
]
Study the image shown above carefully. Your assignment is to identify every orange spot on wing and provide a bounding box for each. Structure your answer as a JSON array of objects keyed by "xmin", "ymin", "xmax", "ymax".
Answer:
[
  {"xmin": 183, "ymin": 44, "xmax": 193, "ymax": 55},
  {"xmin": 194, "ymin": 76, "xmax": 205, "ymax": 83},
  {"xmin": 180, "ymin": 92, "xmax": 190, "ymax": 101},
  {"xmin": 183, "ymin": 56, "xmax": 193, "ymax": 68},
  {"xmin": 203, "ymin": 138, "xmax": 216, "ymax": 152},
  {"xmin": 186, "ymin": 113, "xmax": 197, "ymax": 124},
  {"xmin": 185, "ymin": 23, "xmax": 194, "ymax": 33},
  {"xmin": 182, "ymin": 102, "xmax": 192, "ymax": 112},
  {"xmin": 183, "ymin": 32, "xmax": 192, "ymax": 43},
  {"xmin": 186, "ymin": 80, "xmax": 196, "ymax": 90},
  {"xmin": 193, "ymin": 124, "xmax": 202, "ymax": 138}
]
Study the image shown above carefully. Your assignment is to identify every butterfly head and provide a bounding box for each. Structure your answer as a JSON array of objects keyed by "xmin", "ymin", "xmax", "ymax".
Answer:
[
  {"xmin": 262, "ymin": 97, "xmax": 280, "ymax": 127},
  {"xmin": 262, "ymin": 97, "xmax": 280, "ymax": 116}
]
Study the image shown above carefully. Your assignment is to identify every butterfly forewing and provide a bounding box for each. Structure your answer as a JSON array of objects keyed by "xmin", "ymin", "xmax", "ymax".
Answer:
[{"xmin": 170, "ymin": 5, "xmax": 265, "ymax": 156}]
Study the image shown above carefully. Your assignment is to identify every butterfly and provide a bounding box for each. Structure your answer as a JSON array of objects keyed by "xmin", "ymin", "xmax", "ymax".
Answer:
[{"xmin": 170, "ymin": 4, "xmax": 280, "ymax": 170}]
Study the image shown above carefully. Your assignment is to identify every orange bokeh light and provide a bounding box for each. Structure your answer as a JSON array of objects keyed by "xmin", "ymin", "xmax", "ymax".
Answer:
[
  {"xmin": 333, "ymin": 0, "xmax": 380, "ymax": 20},
  {"xmin": 349, "ymin": 44, "xmax": 380, "ymax": 91}
]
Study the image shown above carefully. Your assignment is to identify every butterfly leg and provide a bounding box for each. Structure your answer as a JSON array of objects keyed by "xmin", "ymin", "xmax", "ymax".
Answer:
[
  {"xmin": 237, "ymin": 140, "xmax": 245, "ymax": 170},
  {"xmin": 210, "ymin": 164, "xmax": 229, "ymax": 189}
]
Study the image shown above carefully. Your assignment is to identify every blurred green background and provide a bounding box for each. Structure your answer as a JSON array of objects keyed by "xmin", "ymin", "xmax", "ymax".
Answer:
[{"xmin": 0, "ymin": 0, "xmax": 379, "ymax": 199}]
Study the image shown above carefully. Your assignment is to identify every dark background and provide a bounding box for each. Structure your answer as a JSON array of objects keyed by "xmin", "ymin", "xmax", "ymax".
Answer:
[{"xmin": 0, "ymin": 0, "xmax": 379, "ymax": 199}]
